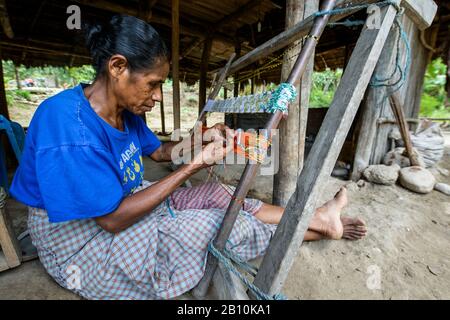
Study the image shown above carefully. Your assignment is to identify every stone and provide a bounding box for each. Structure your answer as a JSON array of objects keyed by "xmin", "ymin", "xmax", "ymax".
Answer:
[
  {"xmin": 356, "ymin": 179, "xmax": 366, "ymax": 188},
  {"xmin": 399, "ymin": 166, "xmax": 436, "ymax": 194},
  {"xmin": 434, "ymin": 183, "xmax": 450, "ymax": 196},
  {"xmin": 383, "ymin": 147, "xmax": 426, "ymax": 168},
  {"xmin": 346, "ymin": 182, "xmax": 359, "ymax": 192},
  {"xmin": 363, "ymin": 164, "xmax": 400, "ymax": 185}
]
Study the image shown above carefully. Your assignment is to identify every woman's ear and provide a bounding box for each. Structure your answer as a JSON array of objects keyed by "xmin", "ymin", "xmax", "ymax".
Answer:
[{"xmin": 108, "ymin": 54, "xmax": 128, "ymax": 80}]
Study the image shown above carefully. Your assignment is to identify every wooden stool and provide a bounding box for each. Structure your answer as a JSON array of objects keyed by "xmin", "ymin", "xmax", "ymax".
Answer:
[{"xmin": 0, "ymin": 187, "xmax": 22, "ymax": 272}]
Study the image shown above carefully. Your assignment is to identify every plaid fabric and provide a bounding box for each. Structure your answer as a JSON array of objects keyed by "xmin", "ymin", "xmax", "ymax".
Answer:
[{"xmin": 28, "ymin": 180, "xmax": 277, "ymax": 300}]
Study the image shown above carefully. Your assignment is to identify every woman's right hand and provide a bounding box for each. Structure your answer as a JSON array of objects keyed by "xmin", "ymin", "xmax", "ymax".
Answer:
[{"xmin": 192, "ymin": 129, "xmax": 234, "ymax": 169}]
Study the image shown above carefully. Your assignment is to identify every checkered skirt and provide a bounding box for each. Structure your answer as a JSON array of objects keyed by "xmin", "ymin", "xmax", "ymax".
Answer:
[{"xmin": 28, "ymin": 180, "xmax": 277, "ymax": 300}]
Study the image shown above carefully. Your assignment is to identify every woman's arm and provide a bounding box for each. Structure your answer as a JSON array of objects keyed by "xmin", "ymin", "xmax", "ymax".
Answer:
[
  {"xmin": 95, "ymin": 131, "xmax": 234, "ymax": 234},
  {"xmin": 94, "ymin": 162, "xmax": 199, "ymax": 233}
]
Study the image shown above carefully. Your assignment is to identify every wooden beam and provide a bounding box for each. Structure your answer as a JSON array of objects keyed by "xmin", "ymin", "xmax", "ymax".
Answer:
[
  {"xmin": 71, "ymin": 0, "xmax": 236, "ymax": 46},
  {"xmin": 199, "ymin": 38, "xmax": 213, "ymax": 116},
  {"xmin": 0, "ymin": 0, "xmax": 13, "ymax": 39},
  {"xmin": 225, "ymin": 0, "xmax": 435, "ymax": 76},
  {"xmin": 0, "ymin": 199, "xmax": 22, "ymax": 269},
  {"xmin": 446, "ymin": 42, "xmax": 450, "ymax": 107},
  {"xmin": 138, "ymin": 0, "xmax": 158, "ymax": 21},
  {"xmin": 226, "ymin": 0, "xmax": 380, "ymax": 76},
  {"xmin": 402, "ymin": 0, "xmax": 438, "ymax": 30},
  {"xmin": 273, "ymin": 0, "xmax": 319, "ymax": 207},
  {"xmin": 252, "ymin": 3, "xmax": 399, "ymax": 296},
  {"xmin": 215, "ymin": 0, "xmax": 262, "ymax": 31},
  {"xmin": 172, "ymin": 0, "xmax": 180, "ymax": 130},
  {"xmin": 160, "ymin": 84, "xmax": 167, "ymax": 134},
  {"xmin": 0, "ymin": 53, "xmax": 9, "ymax": 120}
]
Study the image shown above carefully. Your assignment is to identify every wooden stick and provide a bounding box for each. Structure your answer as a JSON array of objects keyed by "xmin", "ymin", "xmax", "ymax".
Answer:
[
  {"xmin": 0, "ymin": 192, "xmax": 22, "ymax": 270},
  {"xmin": 197, "ymin": 53, "xmax": 236, "ymax": 124},
  {"xmin": 389, "ymin": 93, "xmax": 420, "ymax": 166},
  {"xmin": 160, "ymin": 84, "xmax": 166, "ymax": 135},
  {"xmin": 191, "ymin": 0, "xmax": 337, "ymax": 299},
  {"xmin": 199, "ymin": 38, "xmax": 213, "ymax": 117},
  {"xmin": 252, "ymin": 3, "xmax": 399, "ymax": 297}
]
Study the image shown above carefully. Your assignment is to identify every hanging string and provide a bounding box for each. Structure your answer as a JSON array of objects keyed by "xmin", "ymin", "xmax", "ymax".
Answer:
[{"xmin": 208, "ymin": 242, "xmax": 287, "ymax": 300}]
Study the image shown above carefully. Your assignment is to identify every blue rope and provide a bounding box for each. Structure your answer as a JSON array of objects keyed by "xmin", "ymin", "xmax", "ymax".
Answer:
[
  {"xmin": 314, "ymin": 0, "xmax": 411, "ymax": 95},
  {"xmin": 208, "ymin": 242, "xmax": 287, "ymax": 300},
  {"xmin": 166, "ymin": 198, "xmax": 177, "ymax": 218},
  {"xmin": 313, "ymin": 0, "xmax": 401, "ymax": 19},
  {"xmin": 223, "ymin": 247, "xmax": 259, "ymax": 277},
  {"xmin": 369, "ymin": 18, "xmax": 411, "ymax": 95},
  {"xmin": 328, "ymin": 19, "xmax": 366, "ymax": 28}
]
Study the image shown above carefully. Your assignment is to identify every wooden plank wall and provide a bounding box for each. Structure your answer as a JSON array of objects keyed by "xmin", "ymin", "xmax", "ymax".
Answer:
[{"xmin": 352, "ymin": 14, "xmax": 433, "ymax": 180}]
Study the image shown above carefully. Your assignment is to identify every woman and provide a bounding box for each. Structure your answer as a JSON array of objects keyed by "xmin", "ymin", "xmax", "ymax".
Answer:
[{"xmin": 10, "ymin": 15, "xmax": 366, "ymax": 300}]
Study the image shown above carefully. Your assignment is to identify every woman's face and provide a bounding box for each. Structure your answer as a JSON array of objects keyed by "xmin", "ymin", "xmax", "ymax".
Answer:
[{"xmin": 113, "ymin": 58, "xmax": 170, "ymax": 115}]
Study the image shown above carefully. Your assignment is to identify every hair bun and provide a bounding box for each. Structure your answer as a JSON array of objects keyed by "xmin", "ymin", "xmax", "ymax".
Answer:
[{"xmin": 84, "ymin": 22, "xmax": 104, "ymax": 53}]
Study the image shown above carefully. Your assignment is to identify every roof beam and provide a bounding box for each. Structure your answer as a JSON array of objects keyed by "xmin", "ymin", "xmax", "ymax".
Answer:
[
  {"xmin": 225, "ymin": 0, "xmax": 438, "ymax": 76},
  {"xmin": 215, "ymin": 0, "xmax": 262, "ymax": 31},
  {"xmin": 71, "ymin": 0, "xmax": 235, "ymax": 46},
  {"xmin": 0, "ymin": 0, "xmax": 14, "ymax": 38}
]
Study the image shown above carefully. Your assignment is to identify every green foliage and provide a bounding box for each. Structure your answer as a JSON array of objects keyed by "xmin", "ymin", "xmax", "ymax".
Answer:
[
  {"xmin": 420, "ymin": 58, "xmax": 448, "ymax": 118},
  {"xmin": 14, "ymin": 90, "xmax": 31, "ymax": 101},
  {"xmin": 6, "ymin": 89, "xmax": 31, "ymax": 102},
  {"xmin": 309, "ymin": 68, "xmax": 343, "ymax": 108},
  {"xmin": 68, "ymin": 65, "xmax": 96, "ymax": 84}
]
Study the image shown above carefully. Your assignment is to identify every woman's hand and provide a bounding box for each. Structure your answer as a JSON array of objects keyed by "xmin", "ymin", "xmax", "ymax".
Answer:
[{"xmin": 192, "ymin": 124, "xmax": 234, "ymax": 169}]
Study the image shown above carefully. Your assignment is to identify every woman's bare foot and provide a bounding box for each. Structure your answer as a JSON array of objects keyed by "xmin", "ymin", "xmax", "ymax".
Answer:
[{"xmin": 308, "ymin": 187, "xmax": 367, "ymax": 241}]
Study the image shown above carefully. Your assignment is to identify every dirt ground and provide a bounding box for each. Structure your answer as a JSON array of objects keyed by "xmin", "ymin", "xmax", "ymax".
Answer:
[{"xmin": 0, "ymin": 129, "xmax": 449, "ymax": 300}]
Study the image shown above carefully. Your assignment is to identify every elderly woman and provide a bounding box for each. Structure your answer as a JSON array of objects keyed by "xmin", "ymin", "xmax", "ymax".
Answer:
[{"xmin": 10, "ymin": 15, "xmax": 366, "ymax": 300}]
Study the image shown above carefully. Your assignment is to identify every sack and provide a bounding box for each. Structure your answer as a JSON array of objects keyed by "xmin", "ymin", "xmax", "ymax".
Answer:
[{"xmin": 410, "ymin": 120, "xmax": 445, "ymax": 168}]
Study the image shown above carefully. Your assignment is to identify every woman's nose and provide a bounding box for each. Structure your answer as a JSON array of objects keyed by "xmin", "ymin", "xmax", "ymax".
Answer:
[{"xmin": 152, "ymin": 85, "xmax": 163, "ymax": 102}]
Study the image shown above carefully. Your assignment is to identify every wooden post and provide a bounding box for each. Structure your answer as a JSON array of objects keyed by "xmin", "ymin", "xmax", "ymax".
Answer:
[
  {"xmin": 232, "ymin": 43, "xmax": 241, "ymax": 129},
  {"xmin": 253, "ymin": 4, "xmax": 399, "ymax": 296},
  {"xmin": 172, "ymin": 0, "xmax": 181, "ymax": 130},
  {"xmin": 0, "ymin": 190, "xmax": 22, "ymax": 271},
  {"xmin": 0, "ymin": 56, "xmax": 9, "ymax": 120},
  {"xmin": 14, "ymin": 65, "xmax": 21, "ymax": 90},
  {"xmin": 273, "ymin": 0, "xmax": 319, "ymax": 207},
  {"xmin": 160, "ymin": 84, "xmax": 166, "ymax": 134},
  {"xmin": 199, "ymin": 37, "xmax": 213, "ymax": 116},
  {"xmin": 446, "ymin": 43, "xmax": 450, "ymax": 107}
]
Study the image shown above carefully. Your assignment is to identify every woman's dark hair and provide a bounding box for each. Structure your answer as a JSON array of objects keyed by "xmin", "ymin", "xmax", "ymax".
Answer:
[{"xmin": 84, "ymin": 15, "xmax": 169, "ymax": 77}]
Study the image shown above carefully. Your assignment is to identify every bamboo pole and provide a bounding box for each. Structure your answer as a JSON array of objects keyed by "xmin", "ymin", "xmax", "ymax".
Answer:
[{"xmin": 191, "ymin": 0, "xmax": 337, "ymax": 299}]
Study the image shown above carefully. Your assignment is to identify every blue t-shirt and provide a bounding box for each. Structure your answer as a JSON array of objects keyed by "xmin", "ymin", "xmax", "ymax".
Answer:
[{"xmin": 10, "ymin": 84, "xmax": 161, "ymax": 223}]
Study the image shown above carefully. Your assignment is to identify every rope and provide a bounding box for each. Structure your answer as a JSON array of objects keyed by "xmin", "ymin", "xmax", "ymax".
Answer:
[
  {"xmin": 166, "ymin": 198, "xmax": 177, "ymax": 218},
  {"xmin": 208, "ymin": 242, "xmax": 287, "ymax": 300},
  {"xmin": 369, "ymin": 18, "xmax": 411, "ymax": 95}
]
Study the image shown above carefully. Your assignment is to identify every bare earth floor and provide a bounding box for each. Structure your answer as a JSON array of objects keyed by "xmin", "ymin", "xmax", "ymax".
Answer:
[{"xmin": 1, "ymin": 134, "xmax": 449, "ymax": 300}]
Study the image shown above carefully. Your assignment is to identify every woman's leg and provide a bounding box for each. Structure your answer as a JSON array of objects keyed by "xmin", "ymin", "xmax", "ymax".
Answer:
[{"xmin": 254, "ymin": 187, "xmax": 367, "ymax": 241}]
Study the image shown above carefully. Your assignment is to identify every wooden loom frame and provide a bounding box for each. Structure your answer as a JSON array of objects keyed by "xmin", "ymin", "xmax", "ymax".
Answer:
[{"xmin": 190, "ymin": 0, "xmax": 437, "ymax": 299}]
